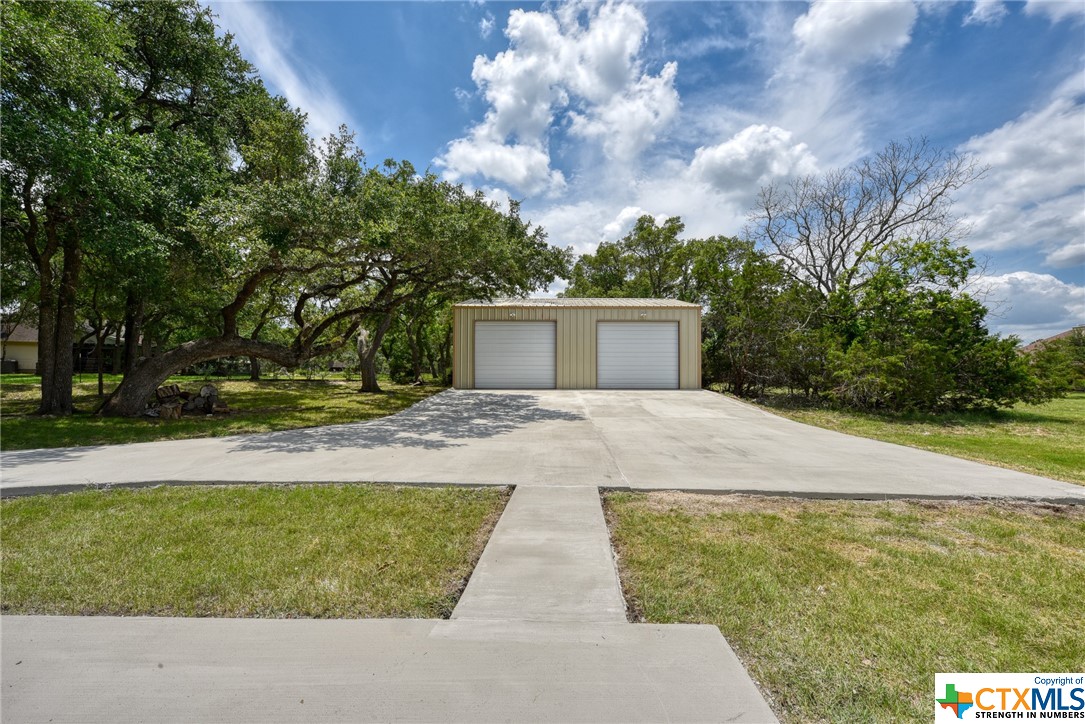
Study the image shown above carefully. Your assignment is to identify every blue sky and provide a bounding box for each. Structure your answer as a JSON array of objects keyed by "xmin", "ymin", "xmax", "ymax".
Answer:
[{"xmin": 211, "ymin": 0, "xmax": 1085, "ymax": 341}]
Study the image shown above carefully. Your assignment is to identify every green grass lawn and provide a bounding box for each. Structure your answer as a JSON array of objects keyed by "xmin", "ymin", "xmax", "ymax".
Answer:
[
  {"xmin": 1, "ymin": 484, "xmax": 508, "ymax": 618},
  {"xmin": 0, "ymin": 373, "xmax": 444, "ymax": 450},
  {"xmin": 605, "ymin": 492, "xmax": 1085, "ymax": 723},
  {"xmin": 750, "ymin": 392, "xmax": 1085, "ymax": 485}
]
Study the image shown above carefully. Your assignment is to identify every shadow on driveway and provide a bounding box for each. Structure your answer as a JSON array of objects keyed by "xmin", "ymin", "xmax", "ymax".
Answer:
[
  {"xmin": 228, "ymin": 390, "xmax": 585, "ymax": 454},
  {"xmin": 2, "ymin": 444, "xmax": 108, "ymax": 467}
]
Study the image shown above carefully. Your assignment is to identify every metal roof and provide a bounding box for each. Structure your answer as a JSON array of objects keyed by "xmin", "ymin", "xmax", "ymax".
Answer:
[{"xmin": 456, "ymin": 297, "xmax": 700, "ymax": 308}]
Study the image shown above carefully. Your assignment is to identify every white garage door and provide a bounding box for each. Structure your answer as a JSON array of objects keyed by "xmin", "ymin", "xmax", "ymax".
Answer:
[
  {"xmin": 597, "ymin": 322, "xmax": 679, "ymax": 389},
  {"xmin": 474, "ymin": 322, "xmax": 556, "ymax": 389}
]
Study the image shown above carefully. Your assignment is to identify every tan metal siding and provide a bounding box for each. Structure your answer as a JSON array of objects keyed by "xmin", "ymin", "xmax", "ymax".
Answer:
[{"xmin": 453, "ymin": 303, "xmax": 701, "ymax": 389}]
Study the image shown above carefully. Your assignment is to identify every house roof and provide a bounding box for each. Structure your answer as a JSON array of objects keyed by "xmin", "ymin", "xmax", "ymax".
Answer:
[
  {"xmin": 456, "ymin": 297, "xmax": 700, "ymax": 308},
  {"xmin": 0, "ymin": 323, "xmax": 37, "ymax": 343},
  {"xmin": 1021, "ymin": 325, "xmax": 1085, "ymax": 353},
  {"xmin": 1, "ymin": 321, "xmax": 126, "ymax": 346}
]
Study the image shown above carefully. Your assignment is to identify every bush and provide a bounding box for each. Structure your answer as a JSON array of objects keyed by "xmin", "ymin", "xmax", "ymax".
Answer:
[
  {"xmin": 812, "ymin": 240, "xmax": 1061, "ymax": 413},
  {"xmin": 1029, "ymin": 330, "xmax": 1085, "ymax": 393}
]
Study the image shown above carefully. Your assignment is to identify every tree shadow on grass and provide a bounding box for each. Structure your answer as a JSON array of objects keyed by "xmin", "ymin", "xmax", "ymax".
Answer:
[{"xmin": 226, "ymin": 389, "xmax": 585, "ymax": 454}]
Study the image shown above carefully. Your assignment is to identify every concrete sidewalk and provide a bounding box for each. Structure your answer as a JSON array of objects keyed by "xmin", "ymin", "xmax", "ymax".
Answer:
[
  {"xmin": 0, "ymin": 486, "xmax": 778, "ymax": 722},
  {"xmin": 0, "ymin": 617, "xmax": 776, "ymax": 723}
]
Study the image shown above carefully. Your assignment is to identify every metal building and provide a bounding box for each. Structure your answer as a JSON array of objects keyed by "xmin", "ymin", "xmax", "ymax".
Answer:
[{"xmin": 452, "ymin": 298, "xmax": 702, "ymax": 390}]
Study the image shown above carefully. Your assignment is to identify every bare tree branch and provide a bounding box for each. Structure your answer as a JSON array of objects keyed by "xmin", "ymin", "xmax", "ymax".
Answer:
[{"xmin": 749, "ymin": 138, "xmax": 986, "ymax": 299}]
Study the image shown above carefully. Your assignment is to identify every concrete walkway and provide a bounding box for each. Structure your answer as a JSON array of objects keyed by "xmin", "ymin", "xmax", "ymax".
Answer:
[
  {"xmin": 3, "ymin": 389, "xmax": 1082, "ymax": 502},
  {"xmin": 452, "ymin": 486, "xmax": 628, "ymax": 624},
  {"xmin": 0, "ymin": 485, "xmax": 778, "ymax": 722}
]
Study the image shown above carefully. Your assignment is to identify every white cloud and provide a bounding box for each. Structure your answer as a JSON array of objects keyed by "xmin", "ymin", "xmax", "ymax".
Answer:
[
  {"xmin": 435, "ymin": 0, "xmax": 1080, "ymax": 311},
  {"xmin": 667, "ymin": 33, "xmax": 748, "ymax": 61},
  {"xmin": 1025, "ymin": 0, "xmax": 1085, "ymax": 23},
  {"xmin": 453, "ymin": 87, "xmax": 473, "ymax": 109},
  {"xmin": 480, "ymin": 12, "xmax": 495, "ymax": 38},
  {"xmin": 567, "ymin": 61, "xmax": 679, "ymax": 162},
  {"xmin": 441, "ymin": 137, "xmax": 566, "ymax": 196},
  {"xmin": 792, "ymin": 0, "xmax": 918, "ymax": 66},
  {"xmin": 957, "ymin": 71, "xmax": 1085, "ymax": 268},
  {"xmin": 974, "ymin": 271, "xmax": 1085, "ymax": 341},
  {"xmin": 914, "ymin": 1, "xmax": 955, "ymax": 18},
  {"xmin": 529, "ymin": 198, "xmax": 687, "ymax": 258},
  {"xmin": 213, "ymin": 2, "xmax": 354, "ymax": 143},
  {"xmin": 602, "ymin": 206, "xmax": 649, "ymax": 239},
  {"xmin": 689, "ymin": 124, "xmax": 818, "ymax": 203},
  {"xmin": 533, "ymin": 200, "xmax": 621, "ymax": 254},
  {"xmin": 1046, "ymin": 237, "xmax": 1085, "ymax": 268},
  {"xmin": 532, "ymin": 161, "xmax": 756, "ymax": 259},
  {"xmin": 633, "ymin": 168, "xmax": 753, "ymax": 240},
  {"xmin": 768, "ymin": 1, "xmax": 919, "ymax": 166},
  {"xmin": 435, "ymin": 1, "xmax": 679, "ymax": 193},
  {"xmin": 963, "ymin": 1, "xmax": 1009, "ymax": 26}
]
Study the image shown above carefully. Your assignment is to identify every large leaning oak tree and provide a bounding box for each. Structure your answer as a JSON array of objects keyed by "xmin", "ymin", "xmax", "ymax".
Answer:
[
  {"xmin": 99, "ymin": 124, "xmax": 568, "ymax": 415},
  {"xmin": 2, "ymin": 0, "xmax": 569, "ymax": 417},
  {"xmin": 1, "ymin": 0, "xmax": 259, "ymax": 414}
]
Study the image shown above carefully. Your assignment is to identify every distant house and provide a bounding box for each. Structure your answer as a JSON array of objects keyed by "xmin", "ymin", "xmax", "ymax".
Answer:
[
  {"xmin": 1020, "ymin": 325, "xmax": 1085, "ymax": 354},
  {"xmin": 0, "ymin": 321, "xmax": 124, "ymax": 374},
  {"xmin": 0, "ymin": 321, "xmax": 38, "ymax": 372}
]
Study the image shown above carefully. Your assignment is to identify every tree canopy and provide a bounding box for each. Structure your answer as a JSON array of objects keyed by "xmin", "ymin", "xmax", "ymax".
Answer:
[
  {"xmin": 2, "ymin": 0, "xmax": 263, "ymax": 413},
  {"xmin": 559, "ymin": 139, "xmax": 1062, "ymax": 413},
  {"xmin": 749, "ymin": 138, "xmax": 985, "ymax": 299},
  {"xmin": 564, "ymin": 215, "xmax": 699, "ymax": 300},
  {"xmin": 2, "ymin": 0, "xmax": 570, "ymax": 416}
]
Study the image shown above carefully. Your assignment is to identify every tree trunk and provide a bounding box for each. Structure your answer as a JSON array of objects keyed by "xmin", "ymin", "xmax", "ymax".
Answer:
[
  {"xmin": 123, "ymin": 294, "xmax": 143, "ymax": 374},
  {"xmin": 247, "ymin": 315, "xmax": 269, "ymax": 382},
  {"xmin": 95, "ymin": 327, "xmax": 107, "ymax": 396},
  {"xmin": 35, "ymin": 241, "xmax": 57, "ymax": 401},
  {"xmin": 100, "ymin": 337, "xmax": 307, "ymax": 417},
  {"xmin": 112, "ymin": 326, "xmax": 123, "ymax": 373},
  {"xmin": 357, "ymin": 312, "xmax": 395, "ymax": 393},
  {"xmin": 407, "ymin": 323, "xmax": 425, "ymax": 384},
  {"xmin": 39, "ymin": 238, "xmax": 81, "ymax": 414},
  {"xmin": 426, "ymin": 343, "xmax": 439, "ymax": 379},
  {"xmin": 357, "ymin": 329, "xmax": 379, "ymax": 393},
  {"xmin": 36, "ymin": 272, "xmax": 56, "ymax": 385},
  {"xmin": 439, "ymin": 325, "xmax": 453, "ymax": 384}
]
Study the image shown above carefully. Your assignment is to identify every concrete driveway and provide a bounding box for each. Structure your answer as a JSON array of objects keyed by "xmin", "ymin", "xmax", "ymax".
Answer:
[
  {"xmin": 3, "ymin": 389, "xmax": 1082, "ymax": 501},
  {"xmin": 3, "ymin": 390, "xmax": 1080, "ymax": 722}
]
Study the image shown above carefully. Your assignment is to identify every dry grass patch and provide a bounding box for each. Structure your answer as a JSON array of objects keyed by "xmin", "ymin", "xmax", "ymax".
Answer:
[{"xmin": 605, "ymin": 492, "xmax": 1085, "ymax": 723}]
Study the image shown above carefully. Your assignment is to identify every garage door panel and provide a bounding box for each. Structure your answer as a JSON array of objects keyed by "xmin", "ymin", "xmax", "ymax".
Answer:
[
  {"xmin": 597, "ymin": 322, "xmax": 679, "ymax": 389},
  {"xmin": 474, "ymin": 322, "xmax": 556, "ymax": 389}
]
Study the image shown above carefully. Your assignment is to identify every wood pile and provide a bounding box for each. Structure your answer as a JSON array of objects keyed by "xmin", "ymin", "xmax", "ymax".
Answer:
[{"xmin": 144, "ymin": 384, "xmax": 231, "ymax": 418}]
